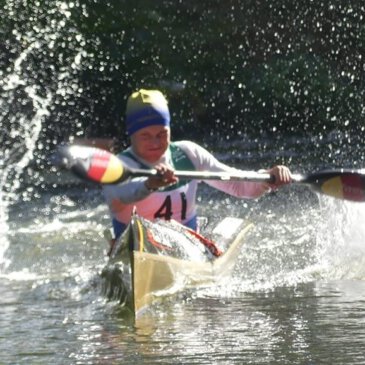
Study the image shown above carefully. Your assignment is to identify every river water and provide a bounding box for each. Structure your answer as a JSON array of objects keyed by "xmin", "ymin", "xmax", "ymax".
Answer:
[{"xmin": 2, "ymin": 139, "xmax": 365, "ymax": 364}]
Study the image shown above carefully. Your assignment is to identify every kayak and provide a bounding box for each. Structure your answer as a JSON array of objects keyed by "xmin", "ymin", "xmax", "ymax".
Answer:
[{"xmin": 101, "ymin": 213, "xmax": 253, "ymax": 317}]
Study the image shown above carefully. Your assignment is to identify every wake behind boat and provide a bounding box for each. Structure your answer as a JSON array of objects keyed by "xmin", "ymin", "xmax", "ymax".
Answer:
[{"xmin": 101, "ymin": 214, "xmax": 253, "ymax": 316}]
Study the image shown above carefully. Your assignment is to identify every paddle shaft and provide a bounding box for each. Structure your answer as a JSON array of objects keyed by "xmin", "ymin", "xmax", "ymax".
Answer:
[
  {"xmin": 125, "ymin": 166, "xmax": 304, "ymax": 184},
  {"xmin": 126, "ymin": 167, "xmax": 365, "ymax": 202},
  {"xmin": 129, "ymin": 167, "xmax": 271, "ymax": 182}
]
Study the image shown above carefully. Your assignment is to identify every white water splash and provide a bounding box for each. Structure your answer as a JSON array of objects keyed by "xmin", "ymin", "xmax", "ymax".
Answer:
[
  {"xmin": 193, "ymin": 193, "xmax": 365, "ymax": 298},
  {"xmin": 0, "ymin": 41, "xmax": 52, "ymax": 271},
  {"xmin": 0, "ymin": 268, "xmax": 43, "ymax": 282},
  {"xmin": 318, "ymin": 197, "xmax": 365, "ymax": 280},
  {"xmin": 0, "ymin": 1, "xmax": 87, "ymax": 273}
]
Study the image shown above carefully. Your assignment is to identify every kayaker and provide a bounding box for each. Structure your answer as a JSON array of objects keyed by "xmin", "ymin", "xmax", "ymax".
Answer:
[{"xmin": 102, "ymin": 89, "xmax": 292, "ymax": 244}]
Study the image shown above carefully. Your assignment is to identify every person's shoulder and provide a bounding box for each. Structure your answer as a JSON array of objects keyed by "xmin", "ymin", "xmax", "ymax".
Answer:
[
  {"xmin": 173, "ymin": 140, "xmax": 202, "ymax": 150},
  {"xmin": 116, "ymin": 147, "xmax": 140, "ymax": 167},
  {"xmin": 116, "ymin": 146, "xmax": 131, "ymax": 155},
  {"xmin": 174, "ymin": 140, "xmax": 212, "ymax": 154},
  {"xmin": 173, "ymin": 140, "xmax": 215, "ymax": 162}
]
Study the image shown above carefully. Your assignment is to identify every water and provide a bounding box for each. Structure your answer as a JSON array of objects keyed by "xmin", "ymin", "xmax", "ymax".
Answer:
[{"xmin": 2, "ymin": 177, "xmax": 365, "ymax": 364}]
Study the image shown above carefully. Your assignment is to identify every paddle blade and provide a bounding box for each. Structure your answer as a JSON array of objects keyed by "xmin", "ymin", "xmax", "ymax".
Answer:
[
  {"xmin": 303, "ymin": 170, "xmax": 365, "ymax": 202},
  {"xmin": 53, "ymin": 145, "xmax": 127, "ymax": 184}
]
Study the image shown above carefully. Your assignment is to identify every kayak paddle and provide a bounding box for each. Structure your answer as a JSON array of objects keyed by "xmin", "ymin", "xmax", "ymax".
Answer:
[{"xmin": 52, "ymin": 144, "xmax": 365, "ymax": 202}]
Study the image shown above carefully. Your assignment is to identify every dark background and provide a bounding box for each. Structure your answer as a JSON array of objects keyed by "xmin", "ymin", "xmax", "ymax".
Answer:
[{"xmin": 1, "ymin": 0, "xmax": 364, "ymax": 156}]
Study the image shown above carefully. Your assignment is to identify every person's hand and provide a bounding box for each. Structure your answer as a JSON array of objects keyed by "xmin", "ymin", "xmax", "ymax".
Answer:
[
  {"xmin": 267, "ymin": 165, "xmax": 292, "ymax": 188},
  {"xmin": 145, "ymin": 163, "xmax": 179, "ymax": 191}
]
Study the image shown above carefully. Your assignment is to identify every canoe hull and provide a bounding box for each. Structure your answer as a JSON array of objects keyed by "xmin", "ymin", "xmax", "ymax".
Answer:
[{"xmin": 101, "ymin": 215, "xmax": 253, "ymax": 316}]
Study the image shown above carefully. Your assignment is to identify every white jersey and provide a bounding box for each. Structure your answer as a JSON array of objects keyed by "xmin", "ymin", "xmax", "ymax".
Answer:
[{"xmin": 102, "ymin": 140, "xmax": 269, "ymax": 236}]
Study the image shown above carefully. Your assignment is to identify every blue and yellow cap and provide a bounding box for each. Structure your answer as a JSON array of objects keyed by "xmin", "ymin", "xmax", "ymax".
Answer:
[{"xmin": 125, "ymin": 89, "xmax": 170, "ymax": 136}]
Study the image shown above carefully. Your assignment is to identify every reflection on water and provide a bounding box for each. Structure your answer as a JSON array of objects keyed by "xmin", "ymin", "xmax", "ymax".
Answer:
[
  {"xmin": 67, "ymin": 281, "xmax": 365, "ymax": 365},
  {"xmin": 2, "ymin": 186, "xmax": 365, "ymax": 364}
]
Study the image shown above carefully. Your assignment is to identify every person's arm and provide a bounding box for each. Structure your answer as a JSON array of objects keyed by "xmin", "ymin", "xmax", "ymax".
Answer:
[
  {"xmin": 102, "ymin": 177, "xmax": 152, "ymax": 204},
  {"xmin": 177, "ymin": 141, "xmax": 289, "ymax": 199},
  {"xmin": 205, "ymin": 163, "xmax": 271, "ymax": 198},
  {"xmin": 102, "ymin": 153, "xmax": 178, "ymax": 204}
]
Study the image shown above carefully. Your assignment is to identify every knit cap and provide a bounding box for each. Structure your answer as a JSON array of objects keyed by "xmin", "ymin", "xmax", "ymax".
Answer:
[{"xmin": 125, "ymin": 89, "xmax": 170, "ymax": 135}]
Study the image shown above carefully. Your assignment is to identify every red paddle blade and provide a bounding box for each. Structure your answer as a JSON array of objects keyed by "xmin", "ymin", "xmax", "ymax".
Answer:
[
  {"xmin": 55, "ymin": 145, "xmax": 125, "ymax": 184},
  {"xmin": 304, "ymin": 170, "xmax": 365, "ymax": 202}
]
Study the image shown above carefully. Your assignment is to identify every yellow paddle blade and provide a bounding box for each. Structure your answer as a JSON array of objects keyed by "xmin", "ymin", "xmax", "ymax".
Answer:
[{"xmin": 321, "ymin": 176, "xmax": 345, "ymax": 199}]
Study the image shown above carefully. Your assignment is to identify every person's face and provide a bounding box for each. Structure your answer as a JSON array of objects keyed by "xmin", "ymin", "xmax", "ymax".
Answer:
[{"xmin": 131, "ymin": 125, "xmax": 170, "ymax": 163}]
